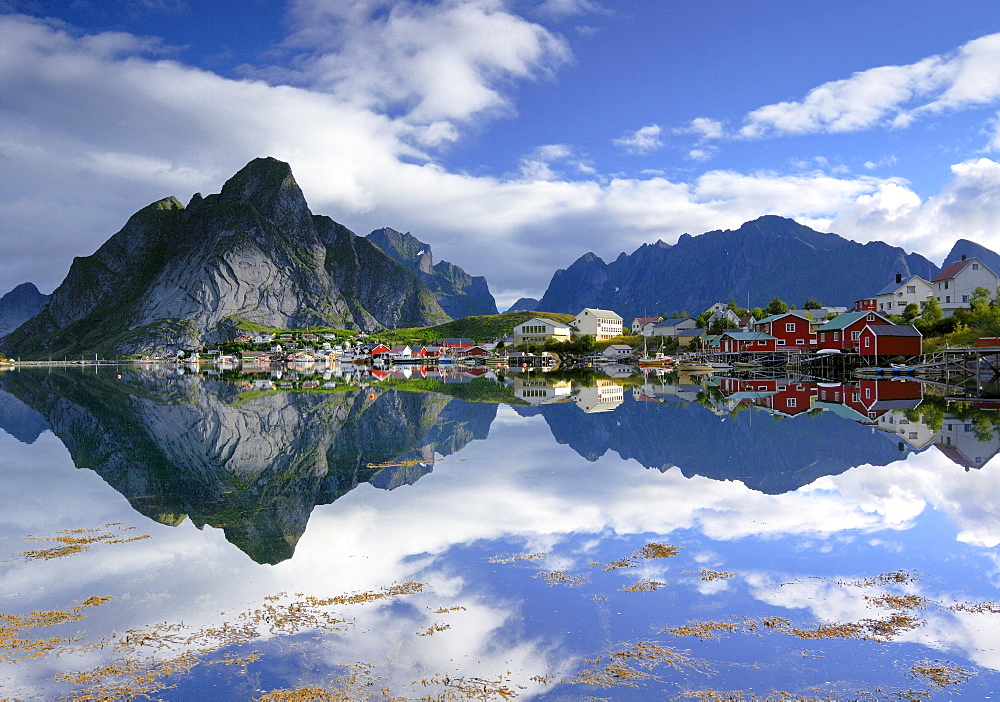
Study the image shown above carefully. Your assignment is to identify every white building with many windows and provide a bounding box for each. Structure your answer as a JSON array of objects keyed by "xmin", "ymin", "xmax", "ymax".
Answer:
[
  {"xmin": 512, "ymin": 317, "xmax": 572, "ymax": 347},
  {"xmin": 874, "ymin": 274, "xmax": 932, "ymax": 315},
  {"xmin": 573, "ymin": 308, "xmax": 623, "ymax": 341}
]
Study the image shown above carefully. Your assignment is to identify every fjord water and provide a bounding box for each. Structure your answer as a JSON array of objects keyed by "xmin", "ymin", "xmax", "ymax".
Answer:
[{"xmin": 2, "ymin": 367, "xmax": 1000, "ymax": 699}]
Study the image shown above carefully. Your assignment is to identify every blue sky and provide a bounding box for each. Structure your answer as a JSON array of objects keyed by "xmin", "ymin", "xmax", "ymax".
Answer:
[{"xmin": 4, "ymin": 0, "xmax": 1000, "ymax": 308}]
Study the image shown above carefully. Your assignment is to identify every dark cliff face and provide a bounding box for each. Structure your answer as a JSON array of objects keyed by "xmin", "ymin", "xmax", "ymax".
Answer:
[
  {"xmin": 535, "ymin": 216, "xmax": 942, "ymax": 320},
  {"xmin": 0, "ymin": 369, "xmax": 496, "ymax": 564},
  {"xmin": 2, "ymin": 158, "xmax": 451, "ymax": 358},
  {"xmin": 0, "ymin": 283, "xmax": 50, "ymax": 339},
  {"xmin": 367, "ymin": 227, "xmax": 498, "ymax": 318}
]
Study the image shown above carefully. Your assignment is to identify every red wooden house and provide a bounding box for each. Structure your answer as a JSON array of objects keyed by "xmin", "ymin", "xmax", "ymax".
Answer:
[
  {"xmin": 753, "ymin": 312, "xmax": 816, "ymax": 350},
  {"xmin": 814, "ymin": 311, "xmax": 891, "ymax": 350},
  {"xmin": 718, "ymin": 330, "xmax": 777, "ymax": 353},
  {"xmin": 858, "ymin": 324, "xmax": 922, "ymax": 356}
]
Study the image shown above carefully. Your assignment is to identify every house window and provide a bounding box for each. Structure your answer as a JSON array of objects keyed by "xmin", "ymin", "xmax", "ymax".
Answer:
[
  {"xmin": 852, "ymin": 331, "xmax": 861, "ymax": 341},
  {"xmin": 796, "ymin": 339, "xmax": 805, "ymax": 344},
  {"xmin": 945, "ymin": 281, "xmax": 950, "ymax": 289},
  {"xmin": 867, "ymin": 313, "xmax": 875, "ymax": 321},
  {"xmin": 907, "ymin": 286, "xmax": 915, "ymax": 293},
  {"xmin": 787, "ymin": 398, "xmax": 797, "ymax": 408},
  {"xmin": 834, "ymin": 332, "xmax": 840, "ymax": 341},
  {"xmin": 909, "ymin": 432, "xmax": 918, "ymax": 439},
  {"xmin": 946, "ymin": 296, "xmax": 951, "ymax": 303},
  {"xmin": 778, "ymin": 384, "xmax": 787, "ymax": 391},
  {"xmin": 963, "ymin": 295, "xmax": 969, "ymax": 303},
  {"xmin": 853, "ymin": 393, "xmax": 860, "ymax": 402},
  {"xmin": 973, "ymin": 263, "xmax": 980, "ymax": 270},
  {"xmin": 864, "ymin": 336, "xmax": 871, "ymax": 347},
  {"xmin": 886, "ymin": 301, "xmax": 892, "ymax": 308},
  {"xmin": 820, "ymin": 332, "xmax": 826, "ymax": 341},
  {"xmin": 777, "ymin": 339, "xmax": 786, "ymax": 345},
  {"xmin": 785, "ymin": 322, "xmax": 795, "ymax": 332}
]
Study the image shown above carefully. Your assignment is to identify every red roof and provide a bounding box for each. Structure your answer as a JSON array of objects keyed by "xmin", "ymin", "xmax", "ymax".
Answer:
[{"xmin": 933, "ymin": 259, "xmax": 973, "ymax": 282}]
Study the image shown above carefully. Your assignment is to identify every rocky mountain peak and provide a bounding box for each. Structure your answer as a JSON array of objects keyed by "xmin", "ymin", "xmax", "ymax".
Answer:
[{"xmin": 218, "ymin": 156, "xmax": 309, "ymax": 223}]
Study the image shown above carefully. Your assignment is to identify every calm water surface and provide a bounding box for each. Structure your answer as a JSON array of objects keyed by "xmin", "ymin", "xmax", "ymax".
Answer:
[{"xmin": 2, "ymin": 365, "xmax": 1000, "ymax": 700}]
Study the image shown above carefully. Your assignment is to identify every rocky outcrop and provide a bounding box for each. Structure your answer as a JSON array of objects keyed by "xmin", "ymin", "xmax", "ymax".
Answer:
[
  {"xmin": 367, "ymin": 228, "xmax": 498, "ymax": 318},
  {"xmin": 0, "ymin": 283, "xmax": 49, "ymax": 339},
  {"xmin": 534, "ymin": 216, "xmax": 941, "ymax": 321},
  {"xmin": 2, "ymin": 158, "xmax": 451, "ymax": 358}
]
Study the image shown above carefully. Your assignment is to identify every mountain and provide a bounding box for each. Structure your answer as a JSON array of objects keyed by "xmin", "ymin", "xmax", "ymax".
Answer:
[
  {"xmin": 1, "ymin": 158, "xmax": 451, "ymax": 359},
  {"xmin": 534, "ymin": 216, "xmax": 941, "ymax": 321},
  {"xmin": 366, "ymin": 228, "xmax": 498, "ymax": 318},
  {"xmin": 942, "ymin": 239, "xmax": 1000, "ymax": 277},
  {"xmin": 505, "ymin": 297, "xmax": 539, "ymax": 313},
  {"xmin": 0, "ymin": 283, "xmax": 49, "ymax": 339}
]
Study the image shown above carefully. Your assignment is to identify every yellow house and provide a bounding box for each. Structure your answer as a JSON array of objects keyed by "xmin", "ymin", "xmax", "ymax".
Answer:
[{"xmin": 513, "ymin": 317, "xmax": 572, "ymax": 346}]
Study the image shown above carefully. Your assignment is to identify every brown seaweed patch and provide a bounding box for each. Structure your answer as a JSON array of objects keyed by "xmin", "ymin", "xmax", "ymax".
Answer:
[
  {"xmin": 907, "ymin": 659, "xmax": 975, "ymax": 690},
  {"xmin": 429, "ymin": 606, "xmax": 467, "ymax": 614},
  {"xmin": 17, "ymin": 524, "xmax": 151, "ymax": 561},
  {"xmin": 571, "ymin": 640, "xmax": 709, "ymax": 688},
  {"xmin": 367, "ymin": 458, "xmax": 441, "ymax": 469},
  {"xmin": 413, "ymin": 671, "xmax": 518, "ymax": 699},
  {"xmin": 54, "ymin": 650, "xmax": 201, "ymax": 701},
  {"xmin": 949, "ymin": 600, "xmax": 1000, "ymax": 614},
  {"xmin": 416, "ymin": 622, "xmax": 451, "ymax": 637},
  {"xmin": 666, "ymin": 619, "xmax": 740, "ymax": 641},
  {"xmin": 535, "ymin": 571, "xmax": 590, "ymax": 587},
  {"xmin": 601, "ymin": 557, "xmax": 637, "ymax": 572},
  {"xmin": 698, "ymin": 569, "xmax": 736, "ymax": 581},
  {"xmin": 865, "ymin": 594, "xmax": 931, "ymax": 612},
  {"xmin": 258, "ymin": 662, "xmax": 403, "ymax": 701},
  {"xmin": 0, "ymin": 595, "xmax": 113, "ymax": 663},
  {"xmin": 840, "ymin": 570, "xmax": 923, "ymax": 588},
  {"xmin": 634, "ymin": 543, "xmax": 681, "ymax": 560},
  {"xmin": 677, "ymin": 691, "xmax": 836, "ymax": 701},
  {"xmin": 487, "ymin": 552, "xmax": 546, "ymax": 564},
  {"xmin": 620, "ymin": 579, "xmax": 665, "ymax": 593}
]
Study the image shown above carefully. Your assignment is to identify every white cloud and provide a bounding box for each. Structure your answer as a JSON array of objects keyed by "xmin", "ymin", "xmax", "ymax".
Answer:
[
  {"xmin": 678, "ymin": 32, "xmax": 1000, "ymax": 142},
  {"xmin": 613, "ymin": 124, "xmax": 663, "ymax": 155}
]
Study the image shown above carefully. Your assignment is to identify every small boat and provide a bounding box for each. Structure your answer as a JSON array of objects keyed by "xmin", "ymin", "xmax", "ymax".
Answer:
[
  {"xmin": 638, "ymin": 353, "xmax": 674, "ymax": 367},
  {"xmin": 677, "ymin": 362, "xmax": 714, "ymax": 373}
]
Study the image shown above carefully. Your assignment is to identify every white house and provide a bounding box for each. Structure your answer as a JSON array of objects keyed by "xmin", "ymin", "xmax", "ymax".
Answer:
[
  {"xmin": 573, "ymin": 308, "xmax": 623, "ymax": 341},
  {"xmin": 601, "ymin": 344, "xmax": 634, "ymax": 359},
  {"xmin": 513, "ymin": 317, "xmax": 572, "ymax": 346},
  {"xmin": 647, "ymin": 317, "xmax": 697, "ymax": 338},
  {"xmin": 631, "ymin": 316, "xmax": 660, "ymax": 334},
  {"xmin": 932, "ymin": 257, "xmax": 1000, "ymax": 316},
  {"xmin": 874, "ymin": 275, "xmax": 933, "ymax": 315}
]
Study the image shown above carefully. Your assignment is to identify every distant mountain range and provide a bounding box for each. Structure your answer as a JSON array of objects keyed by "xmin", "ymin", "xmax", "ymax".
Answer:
[
  {"xmin": 0, "ymin": 283, "xmax": 48, "ymax": 340},
  {"xmin": 1, "ymin": 158, "xmax": 493, "ymax": 358},
  {"xmin": 531, "ymin": 216, "xmax": 949, "ymax": 321},
  {"xmin": 366, "ymin": 228, "xmax": 497, "ymax": 318}
]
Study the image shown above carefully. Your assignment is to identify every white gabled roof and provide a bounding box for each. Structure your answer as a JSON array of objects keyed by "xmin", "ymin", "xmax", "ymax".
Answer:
[{"xmin": 576, "ymin": 308, "xmax": 623, "ymax": 320}]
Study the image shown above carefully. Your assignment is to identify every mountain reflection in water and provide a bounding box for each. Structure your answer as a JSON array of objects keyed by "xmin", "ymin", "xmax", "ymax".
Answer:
[
  {"xmin": 0, "ymin": 365, "xmax": 996, "ymax": 564},
  {"xmin": 4, "ymin": 365, "xmax": 1000, "ymax": 699}
]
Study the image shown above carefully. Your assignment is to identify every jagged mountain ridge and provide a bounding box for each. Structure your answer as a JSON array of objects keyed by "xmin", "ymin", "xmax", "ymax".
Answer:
[
  {"xmin": 1, "ymin": 158, "xmax": 452, "ymax": 358},
  {"xmin": 0, "ymin": 283, "xmax": 49, "ymax": 339},
  {"xmin": 534, "ymin": 216, "xmax": 942, "ymax": 320},
  {"xmin": 366, "ymin": 228, "xmax": 498, "ymax": 318}
]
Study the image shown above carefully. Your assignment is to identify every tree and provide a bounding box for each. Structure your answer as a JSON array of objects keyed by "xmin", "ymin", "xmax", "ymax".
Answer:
[
  {"xmin": 902, "ymin": 303, "xmax": 919, "ymax": 321},
  {"xmin": 803, "ymin": 298, "xmax": 823, "ymax": 310},
  {"xmin": 696, "ymin": 312, "xmax": 711, "ymax": 328},
  {"xmin": 751, "ymin": 307, "xmax": 767, "ymax": 321},
  {"xmin": 766, "ymin": 296, "xmax": 789, "ymax": 315},
  {"xmin": 921, "ymin": 296, "xmax": 942, "ymax": 326},
  {"xmin": 708, "ymin": 317, "xmax": 736, "ymax": 335}
]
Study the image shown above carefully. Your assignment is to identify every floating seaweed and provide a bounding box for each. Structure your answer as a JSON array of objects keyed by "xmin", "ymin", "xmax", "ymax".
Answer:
[
  {"xmin": 634, "ymin": 543, "xmax": 681, "ymax": 560},
  {"xmin": 0, "ymin": 595, "xmax": 113, "ymax": 663},
  {"xmin": 907, "ymin": 659, "xmax": 975, "ymax": 690},
  {"xmin": 535, "ymin": 570, "xmax": 590, "ymax": 587},
  {"xmin": 620, "ymin": 579, "xmax": 665, "ymax": 593},
  {"xmin": 698, "ymin": 569, "xmax": 736, "ymax": 581},
  {"xmin": 16, "ymin": 523, "xmax": 151, "ymax": 561},
  {"xmin": 487, "ymin": 552, "xmax": 546, "ymax": 564},
  {"xmin": 571, "ymin": 640, "xmax": 709, "ymax": 688}
]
